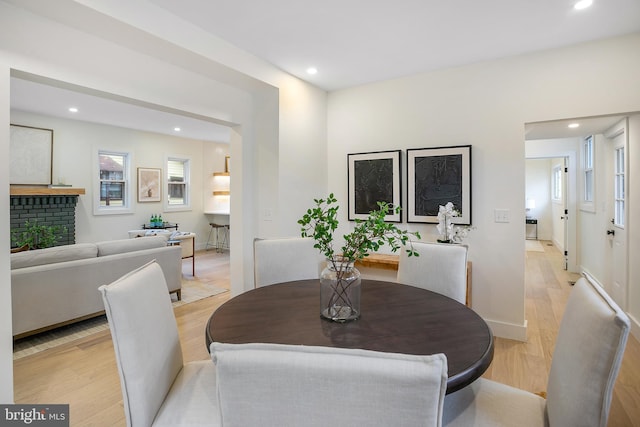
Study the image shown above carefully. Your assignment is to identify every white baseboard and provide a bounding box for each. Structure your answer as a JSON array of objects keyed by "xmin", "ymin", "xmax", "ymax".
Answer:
[
  {"xmin": 629, "ymin": 313, "xmax": 640, "ymax": 342},
  {"xmin": 486, "ymin": 319, "xmax": 528, "ymax": 342},
  {"xmin": 580, "ymin": 269, "xmax": 599, "ymax": 285}
]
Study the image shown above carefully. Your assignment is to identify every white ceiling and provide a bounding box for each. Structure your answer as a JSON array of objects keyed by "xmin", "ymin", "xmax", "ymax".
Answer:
[
  {"xmin": 10, "ymin": 77, "xmax": 232, "ymax": 143},
  {"xmin": 10, "ymin": 0, "xmax": 640, "ymax": 142},
  {"xmin": 150, "ymin": 0, "xmax": 640, "ymax": 91},
  {"xmin": 525, "ymin": 115, "xmax": 629, "ymax": 141}
]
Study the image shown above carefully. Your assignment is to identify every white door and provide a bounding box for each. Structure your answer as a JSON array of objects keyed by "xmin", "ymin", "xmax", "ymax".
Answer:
[
  {"xmin": 605, "ymin": 121, "xmax": 628, "ymax": 309},
  {"xmin": 561, "ymin": 158, "xmax": 569, "ymax": 270}
]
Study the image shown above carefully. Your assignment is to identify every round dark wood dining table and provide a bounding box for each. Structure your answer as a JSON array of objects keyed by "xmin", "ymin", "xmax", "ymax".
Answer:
[{"xmin": 206, "ymin": 279, "xmax": 494, "ymax": 394}]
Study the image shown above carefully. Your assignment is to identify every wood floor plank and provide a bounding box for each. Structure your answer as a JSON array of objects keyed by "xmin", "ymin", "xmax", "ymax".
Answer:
[{"xmin": 12, "ymin": 245, "xmax": 640, "ymax": 426}]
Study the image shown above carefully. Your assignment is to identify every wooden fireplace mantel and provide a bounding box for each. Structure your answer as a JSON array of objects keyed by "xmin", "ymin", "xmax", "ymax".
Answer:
[{"xmin": 10, "ymin": 186, "xmax": 86, "ymax": 196}]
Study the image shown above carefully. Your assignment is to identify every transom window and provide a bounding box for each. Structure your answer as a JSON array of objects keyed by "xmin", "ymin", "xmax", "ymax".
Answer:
[
  {"xmin": 552, "ymin": 165, "xmax": 562, "ymax": 201},
  {"xmin": 614, "ymin": 147, "xmax": 625, "ymax": 227}
]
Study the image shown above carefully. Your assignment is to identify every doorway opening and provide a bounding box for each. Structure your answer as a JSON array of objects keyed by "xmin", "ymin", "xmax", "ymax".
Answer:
[{"xmin": 524, "ymin": 113, "xmax": 633, "ymax": 298}]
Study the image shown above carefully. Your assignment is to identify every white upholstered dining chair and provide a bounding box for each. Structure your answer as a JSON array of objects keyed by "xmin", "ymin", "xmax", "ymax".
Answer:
[
  {"xmin": 253, "ymin": 237, "xmax": 324, "ymax": 287},
  {"xmin": 397, "ymin": 241, "xmax": 468, "ymax": 304},
  {"xmin": 211, "ymin": 342, "xmax": 448, "ymax": 427},
  {"xmin": 442, "ymin": 276, "xmax": 630, "ymax": 427},
  {"xmin": 99, "ymin": 261, "xmax": 219, "ymax": 427}
]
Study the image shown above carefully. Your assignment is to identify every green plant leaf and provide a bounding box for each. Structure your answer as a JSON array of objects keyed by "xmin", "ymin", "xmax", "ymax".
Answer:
[{"xmin": 299, "ymin": 195, "xmax": 420, "ymax": 262}]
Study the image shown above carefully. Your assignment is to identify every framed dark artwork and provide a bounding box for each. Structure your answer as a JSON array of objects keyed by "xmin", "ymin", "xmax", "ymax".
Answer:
[
  {"xmin": 347, "ymin": 150, "xmax": 401, "ymax": 222},
  {"xmin": 407, "ymin": 145, "xmax": 472, "ymax": 224},
  {"xmin": 10, "ymin": 124, "xmax": 54, "ymax": 185}
]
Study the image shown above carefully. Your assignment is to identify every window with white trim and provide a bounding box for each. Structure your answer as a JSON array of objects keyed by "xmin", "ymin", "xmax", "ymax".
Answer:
[
  {"xmin": 166, "ymin": 156, "xmax": 190, "ymax": 210},
  {"xmin": 97, "ymin": 150, "xmax": 131, "ymax": 213},
  {"xmin": 614, "ymin": 146, "xmax": 625, "ymax": 227},
  {"xmin": 583, "ymin": 135, "xmax": 594, "ymax": 203},
  {"xmin": 552, "ymin": 165, "xmax": 562, "ymax": 201}
]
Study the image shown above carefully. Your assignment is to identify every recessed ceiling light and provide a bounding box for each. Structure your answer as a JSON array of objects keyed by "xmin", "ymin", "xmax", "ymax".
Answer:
[
  {"xmin": 306, "ymin": 67, "xmax": 318, "ymax": 75},
  {"xmin": 174, "ymin": 127, "xmax": 181, "ymax": 132},
  {"xmin": 568, "ymin": 123, "xmax": 580, "ymax": 128},
  {"xmin": 574, "ymin": 0, "xmax": 593, "ymax": 10},
  {"xmin": 68, "ymin": 107, "xmax": 78, "ymax": 113}
]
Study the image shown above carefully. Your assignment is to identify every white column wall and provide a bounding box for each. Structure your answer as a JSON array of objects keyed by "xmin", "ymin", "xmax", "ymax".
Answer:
[
  {"xmin": 628, "ymin": 115, "xmax": 640, "ymax": 337},
  {"xmin": 0, "ymin": 62, "xmax": 13, "ymax": 403}
]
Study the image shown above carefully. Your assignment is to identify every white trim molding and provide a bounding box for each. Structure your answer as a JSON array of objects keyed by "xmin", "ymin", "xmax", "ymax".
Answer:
[{"xmin": 486, "ymin": 319, "xmax": 528, "ymax": 342}]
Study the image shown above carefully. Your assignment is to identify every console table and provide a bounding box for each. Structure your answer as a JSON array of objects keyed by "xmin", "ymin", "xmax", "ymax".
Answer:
[{"xmin": 142, "ymin": 222, "xmax": 178, "ymax": 231}]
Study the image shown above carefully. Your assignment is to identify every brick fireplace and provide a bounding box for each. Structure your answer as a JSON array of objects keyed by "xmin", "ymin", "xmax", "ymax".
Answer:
[{"xmin": 9, "ymin": 187, "xmax": 85, "ymax": 248}]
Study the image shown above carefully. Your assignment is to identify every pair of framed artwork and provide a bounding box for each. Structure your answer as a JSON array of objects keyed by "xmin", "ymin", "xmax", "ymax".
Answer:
[{"xmin": 347, "ymin": 145, "xmax": 471, "ymax": 224}]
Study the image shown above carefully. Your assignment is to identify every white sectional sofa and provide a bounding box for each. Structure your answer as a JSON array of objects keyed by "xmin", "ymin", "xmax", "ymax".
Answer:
[{"xmin": 11, "ymin": 236, "xmax": 182, "ymax": 338}]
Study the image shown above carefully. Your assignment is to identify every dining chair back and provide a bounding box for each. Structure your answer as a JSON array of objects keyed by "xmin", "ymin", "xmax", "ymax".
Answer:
[
  {"xmin": 211, "ymin": 342, "xmax": 448, "ymax": 427},
  {"xmin": 397, "ymin": 242, "xmax": 468, "ymax": 304},
  {"xmin": 253, "ymin": 237, "xmax": 323, "ymax": 287},
  {"xmin": 442, "ymin": 276, "xmax": 630, "ymax": 427},
  {"xmin": 99, "ymin": 261, "xmax": 218, "ymax": 427},
  {"xmin": 545, "ymin": 275, "xmax": 629, "ymax": 426}
]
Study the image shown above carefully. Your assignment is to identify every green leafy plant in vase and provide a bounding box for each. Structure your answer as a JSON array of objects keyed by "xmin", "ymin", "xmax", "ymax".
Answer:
[{"xmin": 298, "ymin": 193, "xmax": 420, "ymax": 322}]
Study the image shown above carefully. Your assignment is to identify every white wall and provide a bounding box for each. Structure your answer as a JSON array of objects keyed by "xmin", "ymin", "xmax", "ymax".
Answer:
[
  {"xmin": 277, "ymin": 78, "xmax": 328, "ymax": 237},
  {"xmin": 329, "ymin": 33, "xmax": 640, "ymax": 340},
  {"xmin": 0, "ymin": 63, "xmax": 13, "ymax": 403},
  {"xmin": 629, "ymin": 115, "xmax": 640, "ymax": 337},
  {"xmin": 11, "ymin": 111, "xmax": 230, "ymax": 248}
]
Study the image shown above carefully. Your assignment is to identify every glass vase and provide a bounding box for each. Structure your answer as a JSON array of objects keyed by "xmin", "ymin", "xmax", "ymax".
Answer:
[{"xmin": 320, "ymin": 257, "xmax": 361, "ymax": 322}]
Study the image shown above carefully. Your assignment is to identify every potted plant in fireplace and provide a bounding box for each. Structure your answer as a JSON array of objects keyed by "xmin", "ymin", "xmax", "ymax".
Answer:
[
  {"xmin": 11, "ymin": 219, "xmax": 67, "ymax": 250},
  {"xmin": 298, "ymin": 193, "xmax": 420, "ymax": 322}
]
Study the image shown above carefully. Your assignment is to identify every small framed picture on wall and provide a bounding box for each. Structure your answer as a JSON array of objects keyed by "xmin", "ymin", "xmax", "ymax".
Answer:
[{"xmin": 138, "ymin": 167, "xmax": 162, "ymax": 202}]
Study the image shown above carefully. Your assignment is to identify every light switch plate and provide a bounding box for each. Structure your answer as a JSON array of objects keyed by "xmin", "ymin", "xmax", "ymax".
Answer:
[{"xmin": 494, "ymin": 209, "xmax": 510, "ymax": 223}]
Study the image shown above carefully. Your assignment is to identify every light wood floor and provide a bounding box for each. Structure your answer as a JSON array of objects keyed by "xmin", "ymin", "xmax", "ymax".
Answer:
[{"xmin": 13, "ymin": 243, "xmax": 640, "ymax": 426}]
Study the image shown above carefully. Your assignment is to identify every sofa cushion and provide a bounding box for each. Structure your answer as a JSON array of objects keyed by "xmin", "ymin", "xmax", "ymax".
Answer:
[
  {"xmin": 11, "ymin": 243, "xmax": 98, "ymax": 270},
  {"xmin": 97, "ymin": 236, "xmax": 167, "ymax": 257}
]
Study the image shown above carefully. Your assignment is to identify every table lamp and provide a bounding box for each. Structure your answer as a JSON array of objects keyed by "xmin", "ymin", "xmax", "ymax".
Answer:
[{"xmin": 526, "ymin": 198, "xmax": 536, "ymax": 219}]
